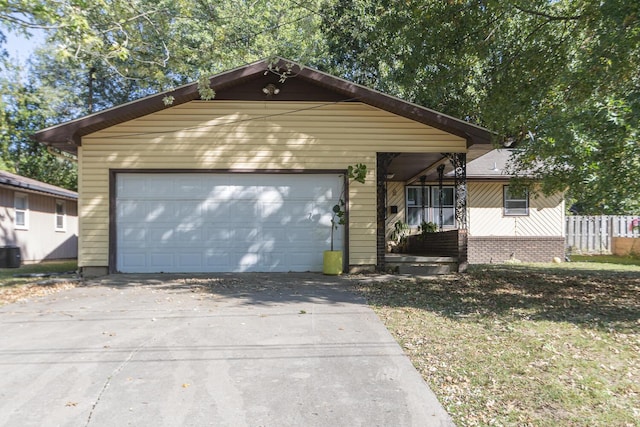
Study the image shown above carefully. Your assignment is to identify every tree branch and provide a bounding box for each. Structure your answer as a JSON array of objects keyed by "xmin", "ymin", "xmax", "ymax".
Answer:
[
  {"xmin": 513, "ymin": 5, "xmax": 583, "ymax": 21},
  {"xmin": 0, "ymin": 14, "xmax": 60, "ymax": 30}
]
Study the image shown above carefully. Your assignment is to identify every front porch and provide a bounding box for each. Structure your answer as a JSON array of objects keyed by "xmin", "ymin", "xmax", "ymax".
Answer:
[
  {"xmin": 375, "ymin": 150, "xmax": 487, "ymax": 273},
  {"xmin": 385, "ymin": 229, "xmax": 467, "ymax": 274}
]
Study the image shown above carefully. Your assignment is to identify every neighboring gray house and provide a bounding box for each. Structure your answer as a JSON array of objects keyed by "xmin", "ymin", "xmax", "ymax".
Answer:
[{"xmin": 0, "ymin": 170, "xmax": 78, "ymax": 264}]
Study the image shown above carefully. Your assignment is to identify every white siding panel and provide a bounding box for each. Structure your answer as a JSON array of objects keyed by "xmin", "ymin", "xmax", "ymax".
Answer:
[{"xmin": 468, "ymin": 182, "xmax": 564, "ymax": 237}]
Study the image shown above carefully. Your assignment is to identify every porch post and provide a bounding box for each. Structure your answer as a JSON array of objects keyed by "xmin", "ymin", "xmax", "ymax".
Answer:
[
  {"xmin": 447, "ymin": 153, "xmax": 468, "ymax": 271},
  {"xmin": 376, "ymin": 153, "xmax": 398, "ymax": 272},
  {"xmin": 447, "ymin": 153, "xmax": 467, "ymax": 229}
]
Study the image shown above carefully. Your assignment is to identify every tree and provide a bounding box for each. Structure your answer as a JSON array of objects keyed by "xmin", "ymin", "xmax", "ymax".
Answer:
[
  {"xmin": 0, "ymin": 62, "xmax": 77, "ymax": 189},
  {"xmin": 2, "ymin": 1, "xmax": 639, "ymax": 212},
  {"xmin": 1, "ymin": 0, "xmax": 331, "ymax": 93},
  {"xmin": 320, "ymin": 0, "xmax": 640, "ymax": 213},
  {"xmin": 1, "ymin": 1, "xmax": 331, "ymax": 189}
]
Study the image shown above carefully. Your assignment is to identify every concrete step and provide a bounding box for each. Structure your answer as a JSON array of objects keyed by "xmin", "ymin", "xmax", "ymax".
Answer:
[{"xmin": 385, "ymin": 255, "xmax": 459, "ymax": 275}]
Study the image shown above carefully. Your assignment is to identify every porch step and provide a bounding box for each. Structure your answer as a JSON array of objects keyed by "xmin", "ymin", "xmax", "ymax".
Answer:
[{"xmin": 385, "ymin": 255, "xmax": 458, "ymax": 275}]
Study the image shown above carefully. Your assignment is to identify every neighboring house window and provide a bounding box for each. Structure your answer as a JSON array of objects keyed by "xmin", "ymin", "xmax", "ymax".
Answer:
[
  {"xmin": 55, "ymin": 200, "xmax": 66, "ymax": 231},
  {"xmin": 14, "ymin": 193, "xmax": 29, "ymax": 229},
  {"xmin": 406, "ymin": 186, "xmax": 456, "ymax": 227},
  {"xmin": 504, "ymin": 186, "xmax": 529, "ymax": 216}
]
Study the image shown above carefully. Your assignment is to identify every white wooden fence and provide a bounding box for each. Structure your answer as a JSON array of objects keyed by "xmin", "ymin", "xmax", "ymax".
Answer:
[{"xmin": 566, "ymin": 215, "xmax": 639, "ymax": 254}]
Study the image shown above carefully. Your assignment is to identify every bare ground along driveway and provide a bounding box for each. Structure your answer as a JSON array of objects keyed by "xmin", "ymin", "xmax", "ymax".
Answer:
[{"xmin": 0, "ymin": 273, "xmax": 452, "ymax": 426}]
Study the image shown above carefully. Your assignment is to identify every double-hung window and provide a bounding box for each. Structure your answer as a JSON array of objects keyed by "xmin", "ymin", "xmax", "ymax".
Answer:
[
  {"xmin": 504, "ymin": 186, "xmax": 529, "ymax": 216},
  {"xmin": 55, "ymin": 200, "xmax": 66, "ymax": 231},
  {"xmin": 14, "ymin": 193, "xmax": 29, "ymax": 229},
  {"xmin": 432, "ymin": 187, "xmax": 455, "ymax": 227},
  {"xmin": 406, "ymin": 186, "xmax": 430, "ymax": 226},
  {"xmin": 405, "ymin": 185, "xmax": 456, "ymax": 227}
]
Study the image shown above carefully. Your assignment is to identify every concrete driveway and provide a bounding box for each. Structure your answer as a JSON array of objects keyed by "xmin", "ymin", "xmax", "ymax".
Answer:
[{"xmin": 0, "ymin": 273, "xmax": 453, "ymax": 426}]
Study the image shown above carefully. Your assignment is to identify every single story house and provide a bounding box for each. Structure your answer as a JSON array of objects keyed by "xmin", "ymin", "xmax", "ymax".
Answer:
[
  {"xmin": 385, "ymin": 149, "xmax": 565, "ymax": 264},
  {"xmin": 34, "ymin": 58, "xmax": 563, "ymax": 276},
  {"xmin": 0, "ymin": 170, "xmax": 78, "ymax": 264}
]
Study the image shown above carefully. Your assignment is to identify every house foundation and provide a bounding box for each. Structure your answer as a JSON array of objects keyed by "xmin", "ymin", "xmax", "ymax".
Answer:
[{"xmin": 467, "ymin": 236, "xmax": 565, "ymax": 264}]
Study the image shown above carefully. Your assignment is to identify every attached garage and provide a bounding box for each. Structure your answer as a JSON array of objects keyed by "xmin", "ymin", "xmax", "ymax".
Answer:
[{"xmin": 115, "ymin": 173, "xmax": 344, "ymax": 273}]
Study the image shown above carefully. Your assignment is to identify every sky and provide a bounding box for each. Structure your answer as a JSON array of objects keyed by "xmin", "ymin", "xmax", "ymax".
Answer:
[{"xmin": 3, "ymin": 29, "xmax": 46, "ymax": 66}]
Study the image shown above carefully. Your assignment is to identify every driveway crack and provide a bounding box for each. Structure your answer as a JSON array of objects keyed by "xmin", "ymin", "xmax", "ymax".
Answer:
[{"xmin": 84, "ymin": 333, "xmax": 161, "ymax": 426}]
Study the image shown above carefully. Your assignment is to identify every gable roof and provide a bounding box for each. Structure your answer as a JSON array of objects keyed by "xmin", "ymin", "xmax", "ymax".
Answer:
[
  {"xmin": 0, "ymin": 170, "xmax": 77, "ymax": 200},
  {"xmin": 34, "ymin": 57, "xmax": 494, "ymax": 155}
]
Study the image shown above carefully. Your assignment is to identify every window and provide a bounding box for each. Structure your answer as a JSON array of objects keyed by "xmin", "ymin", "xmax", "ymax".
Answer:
[
  {"xmin": 406, "ymin": 186, "xmax": 430, "ymax": 226},
  {"xmin": 14, "ymin": 193, "xmax": 28, "ymax": 229},
  {"xmin": 504, "ymin": 186, "xmax": 529, "ymax": 216},
  {"xmin": 432, "ymin": 187, "xmax": 455, "ymax": 227},
  {"xmin": 55, "ymin": 200, "xmax": 66, "ymax": 231},
  {"xmin": 405, "ymin": 185, "xmax": 456, "ymax": 227}
]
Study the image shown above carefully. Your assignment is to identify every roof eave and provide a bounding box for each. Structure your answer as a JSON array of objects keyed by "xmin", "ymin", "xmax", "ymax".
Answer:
[
  {"xmin": 0, "ymin": 182, "xmax": 78, "ymax": 200},
  {"xmin": 34, "ymin": 57, "xmax": 495, "ymax": 152}
]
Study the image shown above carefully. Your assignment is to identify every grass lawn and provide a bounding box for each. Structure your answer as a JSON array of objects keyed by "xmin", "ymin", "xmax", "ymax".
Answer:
[
  {"xmin": 0, "ymin": 260, "xmax": 78, "ymax": 306},
  {"xmin": 571, "ymin": 254, "xmax": 640, "ymax": 266},
  {"xmin": 356, "ymin": 261, "xmax": 640, "ymax": 426}
]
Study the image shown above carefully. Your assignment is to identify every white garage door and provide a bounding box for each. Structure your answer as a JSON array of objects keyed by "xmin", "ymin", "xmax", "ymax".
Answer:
[{"xmin": 116, "ymin": 173, "xmax": 343, "ymax": 273}]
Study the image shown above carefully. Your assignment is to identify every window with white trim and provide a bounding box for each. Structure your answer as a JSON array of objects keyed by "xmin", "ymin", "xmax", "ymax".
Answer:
[
  {"xmin": 504, "ymin": 186, "xmax": 529, "ymax": 216},
  {"xmin": 406, "ymin": 186, "xmax": 429, "ymax": 226},
  {"xmin": 405, "ymin": 185, "xmax": 456, "ymax": 227},
  {"xmin": 55, "ymin": 200, "xmax": 66, "ymax": 231},
  {"xmin": 14, "ymin": 193, "xmax": 29, "ymax": 229},
  {"xmin": 432, "ymin": 187, "xmax": 455, "ymax": 227}
]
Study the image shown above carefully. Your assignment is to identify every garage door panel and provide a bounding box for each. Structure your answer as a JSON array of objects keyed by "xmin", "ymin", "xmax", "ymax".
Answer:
[
  {"xmin": 120, "ymin": 252, "xmax": 147, "ymax": 269},
  {"xmin": 175, "ymin": 176, "xmax": 207, "ymax": 194},
  {"xmin": 176, "ymin": 252, "xmax": 204, "ymax": 268},
  {"xmin": 119, "ymin": 227, "xmax": 146, "ymax": 245},
  {"xmin": 116, "ymin": 173, "xmax": 342, "ymax": 273},
  {"xmin": 204, "ymin": 251, "xmax": 231, "ymax": 268},
  {"xmin": 202, "ymin": 202, "xmax": 230, "ymax": 221},
  {"xmin": 145, "ymin": 227, "xmax": 175, "ymax": 246},
  {"xmin": 149, "ymin": 253, "xmax": 173, "ymax": 268}
]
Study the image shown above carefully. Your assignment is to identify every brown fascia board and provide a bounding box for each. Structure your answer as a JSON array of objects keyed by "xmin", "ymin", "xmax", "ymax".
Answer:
[{"xmin": 34, "ymin": 57, "xmax": 494, "ymax": 154}]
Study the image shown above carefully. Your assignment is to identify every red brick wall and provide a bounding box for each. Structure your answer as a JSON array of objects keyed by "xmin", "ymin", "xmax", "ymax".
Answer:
[{"xmin": 468, "ymin": 236, "xmax": 565, "ymax": 264}]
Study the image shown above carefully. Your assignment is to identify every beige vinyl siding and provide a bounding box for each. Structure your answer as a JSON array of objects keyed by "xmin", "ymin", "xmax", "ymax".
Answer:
[
  {"xmin": 385, "ymin": 181, "xmax": 407, "ymax": 240},
  {"xmin": 0, "ymin": 187, "xmax": 78, "ymax": 262},
  {"xmin": 468, "ymin": 182, "xmax": 565, "ymax": 237},
  {"xmin": 78, "ymin": 100, "xmax": 466, "ymax": 268}
]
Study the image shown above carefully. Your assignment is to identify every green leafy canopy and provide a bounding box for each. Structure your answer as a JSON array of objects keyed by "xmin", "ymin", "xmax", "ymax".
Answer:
[{"xmin": 1, "ymin": 0, "xmax": 638, "ymax": 213}]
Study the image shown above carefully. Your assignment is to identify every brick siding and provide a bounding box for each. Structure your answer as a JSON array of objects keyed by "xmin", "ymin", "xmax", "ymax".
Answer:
[{"xmin": 468, "ymin": 236, "xmax": 565, "ymax": 264}]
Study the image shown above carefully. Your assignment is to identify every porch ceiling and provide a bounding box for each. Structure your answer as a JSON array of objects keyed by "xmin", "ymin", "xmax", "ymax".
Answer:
[{"xmin": 387, "ymin": 143, "xmax": 494, "ymax": 184}]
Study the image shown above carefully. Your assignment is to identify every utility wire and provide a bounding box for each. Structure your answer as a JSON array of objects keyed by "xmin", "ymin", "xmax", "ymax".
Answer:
[{"xmin": 90, "ymin": 96, "xmax": 361, "ymax": 140}]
